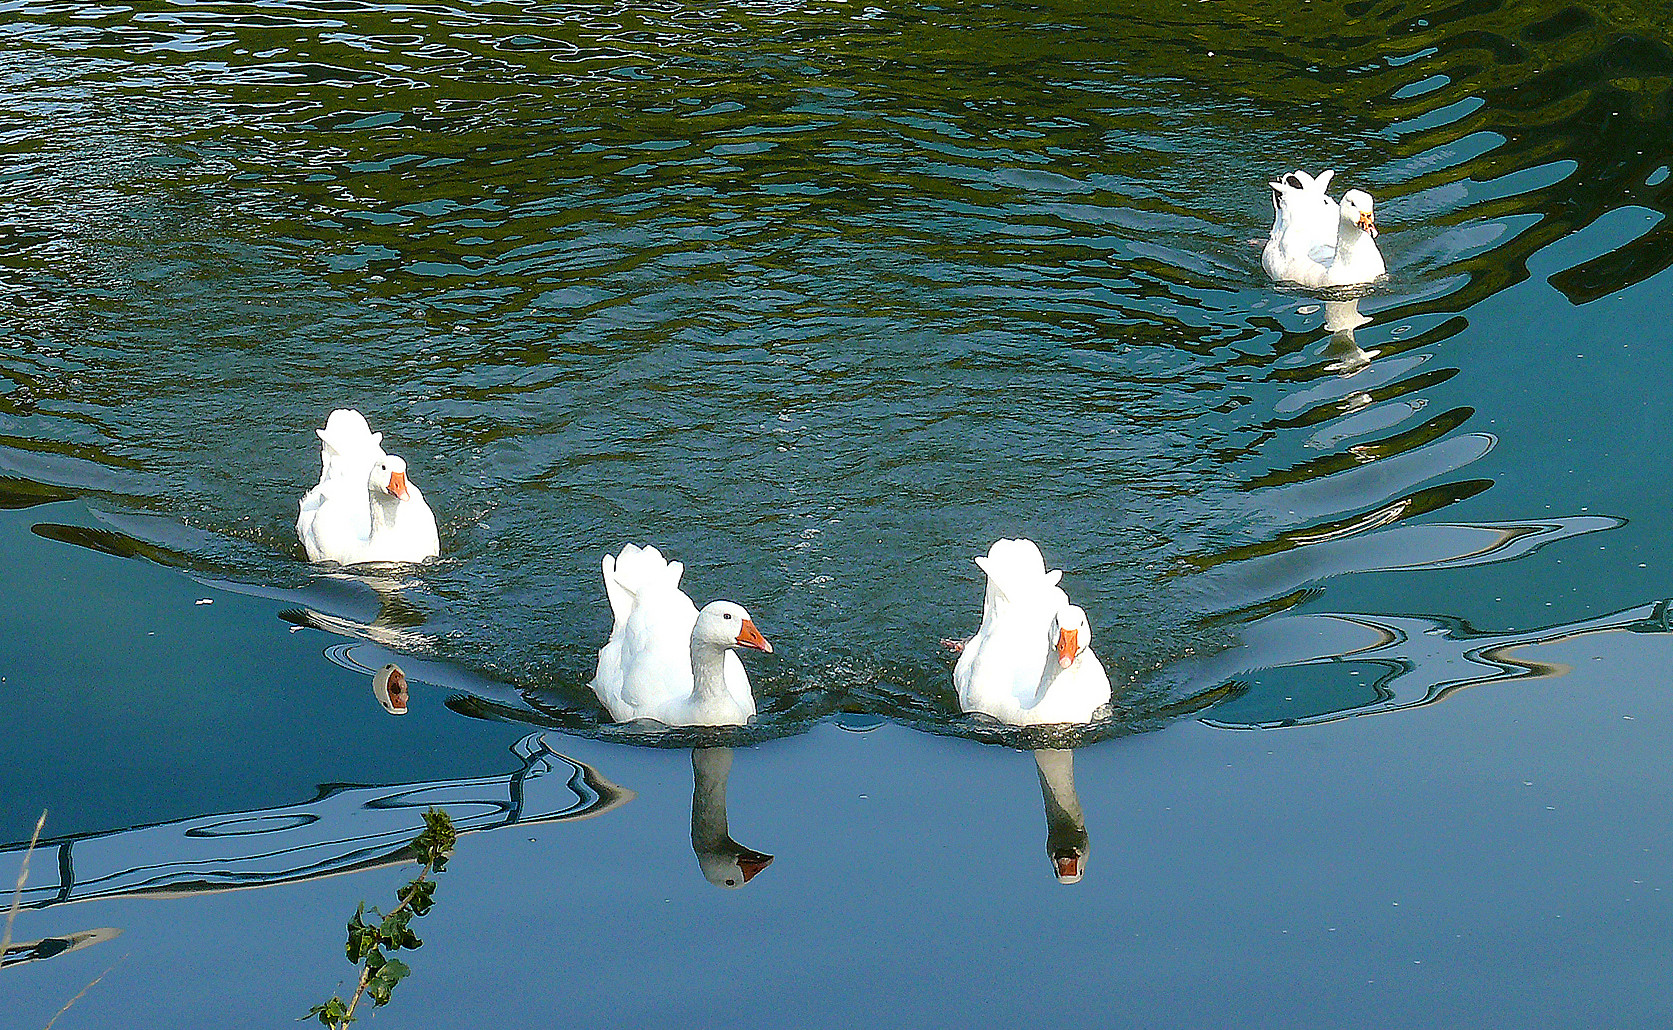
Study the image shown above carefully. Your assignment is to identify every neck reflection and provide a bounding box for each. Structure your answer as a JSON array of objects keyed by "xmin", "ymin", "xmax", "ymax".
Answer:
[
  {"xmin": 691, "ymin": 748, "xmax": 773, "ymax": 889},
  {"xmin": 1035, "ymin": 749, "xmax": 1089, "ymax": 885}
]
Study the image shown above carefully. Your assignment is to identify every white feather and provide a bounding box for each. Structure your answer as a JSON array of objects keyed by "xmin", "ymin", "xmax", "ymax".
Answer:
[{"xmin": 953, "ymin": 538, "xmax": 1109, "ymax": 725}]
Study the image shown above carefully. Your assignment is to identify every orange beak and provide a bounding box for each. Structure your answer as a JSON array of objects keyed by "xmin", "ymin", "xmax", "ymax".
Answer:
[
  {"xmin": 387, "ymin": 470, "xmax": 409, "ymax": 501},
  {"xmin": 735, "ymin": 618, "xmax": 773, "ymax": 653},
  {"xmin": 1357, "ymin": 211, "xmax": 1377, "ymax": 238},
  {"xmin": 1056, "ymin": 627, "xmax": 1079, "ymax": 669},
  {"xmin": 738, "ymin": 850, "xmax": 774, "ymax": 882},
  {"xmin": 1054, "ymin": 853, "xmax": 1083, "ymax": 883}
]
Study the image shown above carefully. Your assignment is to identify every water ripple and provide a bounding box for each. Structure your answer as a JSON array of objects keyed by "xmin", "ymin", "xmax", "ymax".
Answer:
[{"xmin": 1, "ymin": 0, "xmax": 1668, "ymax": 742}]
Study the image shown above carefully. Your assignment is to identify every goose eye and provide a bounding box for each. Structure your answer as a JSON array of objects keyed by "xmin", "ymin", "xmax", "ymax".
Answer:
[
  {"xmin": 726, "ymin": 878, "xmax": 737, "ymax": 886},
  {"xmin": 723, "ymin": 612, "xmax": 734, "ymax": 620}
]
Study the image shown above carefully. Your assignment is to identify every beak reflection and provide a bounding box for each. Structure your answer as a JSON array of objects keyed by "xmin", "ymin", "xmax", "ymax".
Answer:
[{"xmin": 373, "ymin": 662, "xmax": 409, "ymax": 715}]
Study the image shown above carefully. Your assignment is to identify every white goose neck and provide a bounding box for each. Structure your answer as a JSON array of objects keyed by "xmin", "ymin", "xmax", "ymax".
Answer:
[
  {"xmin": 689, "ymin": 638, "xmax": 733, "ymax": 701},
  {"xmin": 1033, "ymin": 650, "xmax": 1077, "ymax": 705},
  {"xmin": 1334, "ymin": 221, "xmax": 1372, "ymax": 262},
  {"xmin": 369, "ymin": 489, "xmax": 401, "ymax": 537}
]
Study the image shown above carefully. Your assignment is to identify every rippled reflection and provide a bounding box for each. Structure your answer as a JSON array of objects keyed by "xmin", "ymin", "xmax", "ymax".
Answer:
[
  {"xmin": 0, "ymin": 733, "xmax": 630, "ymax": 910},
  {"xmin": 2, "ymin": 927, "xmax": 122, "ymax": 971},
  {"xmin": 1200, "ymin": 597, "xmax": 1673, "ymax": 729}
]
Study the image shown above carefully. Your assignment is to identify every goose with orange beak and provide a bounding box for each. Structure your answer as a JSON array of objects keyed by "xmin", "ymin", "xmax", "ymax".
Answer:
[
  {"xmin": 1024, "ymin": 604, "xmax": 1111, "ymax": 725},
  {"xmin": 591, "ymin": 543, "xmax": 773, "ymax": 726},
  {"xmin": 297, "ymin": 449, "xmax": 440, "ymax": 565},
  {"xmin": 953, "ymin": 539, "xmax": 1110, "ymax": 725}
]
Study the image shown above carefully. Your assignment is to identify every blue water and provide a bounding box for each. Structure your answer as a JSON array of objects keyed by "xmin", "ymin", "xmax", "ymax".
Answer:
[{"xmin": 5, "ymin": 0, "xmax": 1673, "ymax": 1025}]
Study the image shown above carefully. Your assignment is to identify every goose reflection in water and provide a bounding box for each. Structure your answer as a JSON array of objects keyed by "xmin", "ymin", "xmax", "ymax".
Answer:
[
  {"xmin": 372, "ymin": 662, "xmax": 409, "ymax": 715},
  {"xmin": 691, "ymin": 748, "xmax": 772, "ymax": 889},
  {"xmin": 1320, "ymin": 298, "xmax": 1376, "ymax": 375},
  {"xmin": 279, "ymin": 570, "xmax": 435, "ymax": 653},
  {"xmin": 1035, "ymin": 750, "xmax": 1089, "ymax": 885}
]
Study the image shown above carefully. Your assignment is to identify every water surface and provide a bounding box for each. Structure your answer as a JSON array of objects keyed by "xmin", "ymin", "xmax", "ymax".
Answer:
[{"xmin": 5, "ymin": 0, "xmax": 1673, "ymax": 1025}]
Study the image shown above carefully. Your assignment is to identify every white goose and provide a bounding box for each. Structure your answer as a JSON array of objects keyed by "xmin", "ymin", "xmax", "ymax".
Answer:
[
  {"xmin": 952, "ymin": 539, "xmax": 1110, "ymax": 725},
  {"xmin": 1263, "ymin": 169, "xmax": 1385, "ymax": 288},
  {"xmin": 297, "ymin": 412, "xmax": 440, "ymax": 566},
  {"xmin": 590, "ymin": 544, "xmax": 772, "ymax": 726}
]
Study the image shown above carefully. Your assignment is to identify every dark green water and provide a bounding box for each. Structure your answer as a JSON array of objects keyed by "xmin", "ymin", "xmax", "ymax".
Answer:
[{"xmin": 5, "ymin": 0, "xmax": 1673, "ymax": 1026}]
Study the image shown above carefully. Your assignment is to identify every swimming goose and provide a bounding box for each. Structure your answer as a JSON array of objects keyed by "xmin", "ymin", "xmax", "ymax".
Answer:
[
  {"xmin": 297, "ymin": 451, "xmax": 440, "ymax": 565},
  {"xmin": 953, "ymin": 538, "xmax": 1065, "ymax": 719},
  {"xmin": 954, "ymin": 538, "xmax": 1108, "ymax": 725},
  {"xmin": 1263, "ymin": 170, "xmax": 1386, "ymax": 288},
  {"xmin": 590, "ymin": 543, "xmax": 772, "ymax": 726},
  {"xmin": 1024, "ymin": 604, "xmax": 1112, "ymax": 725}
]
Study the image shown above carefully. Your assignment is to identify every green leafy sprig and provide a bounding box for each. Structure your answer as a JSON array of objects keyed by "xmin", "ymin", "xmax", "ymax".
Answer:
[{"xmin": 305, "ymin": 808, "xmax": 456, "ymax": 1028}]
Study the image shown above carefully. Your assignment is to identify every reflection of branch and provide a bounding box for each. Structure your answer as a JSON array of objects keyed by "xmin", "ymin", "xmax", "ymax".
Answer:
[
  {"xmin": 1, "ymin": 812, "xmax": 44, "ymax": 958},
  {"xmin": 44, "ymin": 959, "xmax": 121, "ymax": 1030},
  {"xmin": 3, "ymin": 734, "xmax": 631, "ymax": 913}
]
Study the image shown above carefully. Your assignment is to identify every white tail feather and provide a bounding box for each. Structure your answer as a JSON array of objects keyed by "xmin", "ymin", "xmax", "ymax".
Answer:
[
  {"xmin": 975, "ymin": 538, "xmax": 1062, "ymax": 606},
  {"xmin": 602, "ymin": 544, "xmax": 684, "ymax": 626}
]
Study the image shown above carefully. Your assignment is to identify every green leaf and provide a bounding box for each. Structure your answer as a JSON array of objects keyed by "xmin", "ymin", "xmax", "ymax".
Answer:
[
  {"xmin": 378, "ymin": 907, "xmax": 423, "ymax": 951},
  {"xmin": 397, "ymin": 878, "xmax": 437, "ymax": 917},
  {"xmin": 305, "ymin": 996, "xmax": 350, "ymax": 1026},
  {"xmin": 413, "ymin": 808, "xmax": 456, "ymax": 871},
  {"xmin": 366, "ymin": 958, "xmax": 411, "ymax": 1007},
  {"xmin": 345, "ymin": 904, "xmax": 380, "ymax": 964}
]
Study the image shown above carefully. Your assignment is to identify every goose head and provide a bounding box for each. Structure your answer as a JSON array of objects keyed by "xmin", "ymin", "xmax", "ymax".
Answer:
[
  {"xmin": 1340, "ymin": 189, "xmax": 1378, "ymax": 238},
  {"xmin": 693, "ymin": 600, "xmax": 773, "ymax": 654},
  {"xmin": 368, "ymin": 454, "xmax": 411, "ymax": 501},
  {"xmin": 699, "ymin": 845, "xmax": 776, "ymax": 889},
  {"xmin": 373, "ymin": 663, "xmax": 409, "ymax": 715},
  {"xmin": 1048, "ymin": 604, "xmax": 1092, "ymax": 669}
]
